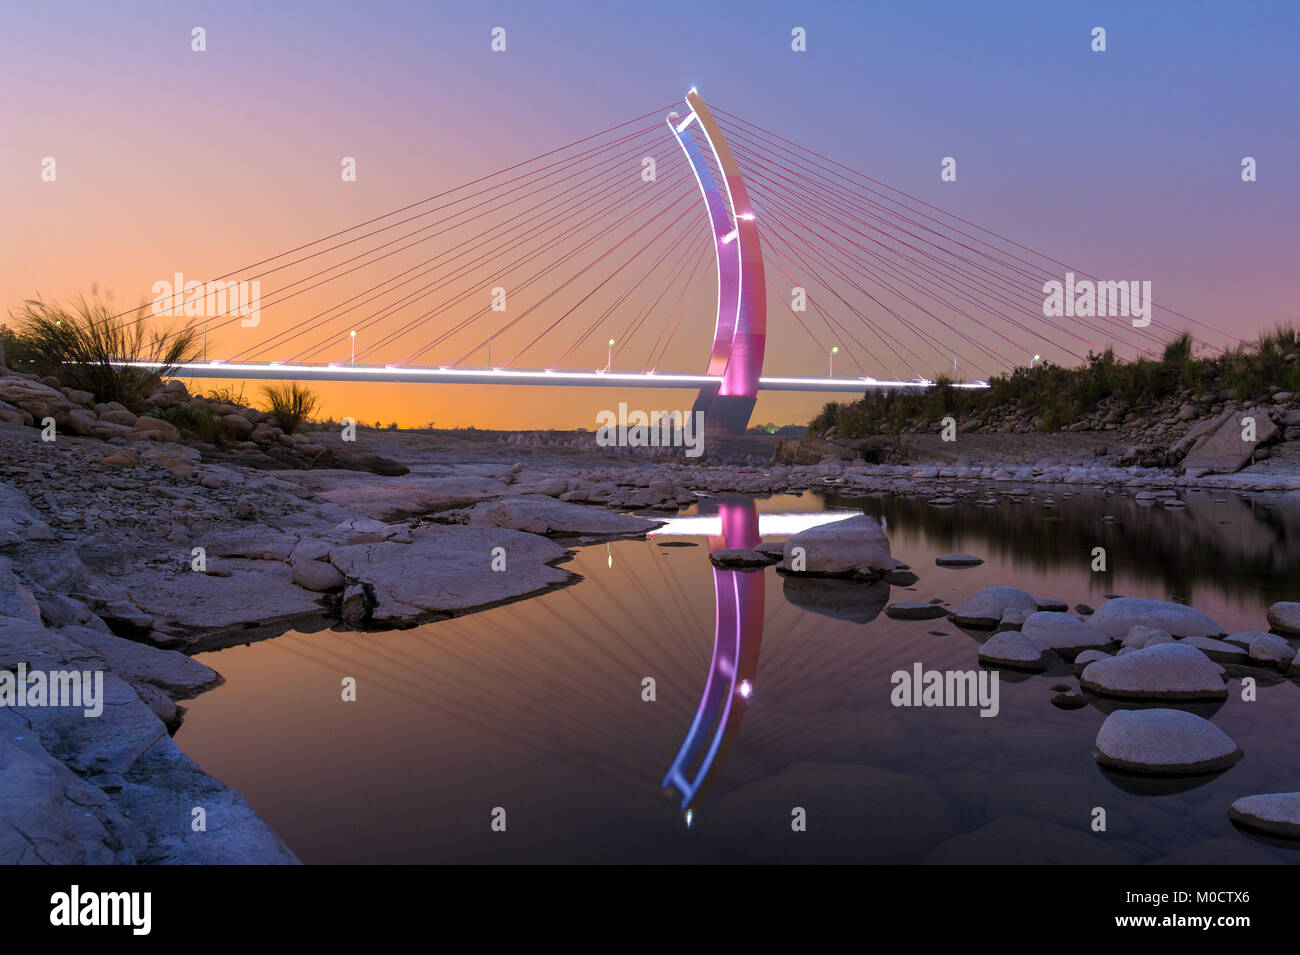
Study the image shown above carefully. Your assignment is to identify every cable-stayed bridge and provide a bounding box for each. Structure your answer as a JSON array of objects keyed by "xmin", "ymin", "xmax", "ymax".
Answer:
[{"xmin": 122, "ymin": 89, "xmax": 1235, "ymax": 433}]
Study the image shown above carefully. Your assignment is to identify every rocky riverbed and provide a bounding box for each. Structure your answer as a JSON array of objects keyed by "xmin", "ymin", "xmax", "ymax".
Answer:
[{"xmin": 4, "ymin": 362, "xmax": 1300, "ymax": 862}]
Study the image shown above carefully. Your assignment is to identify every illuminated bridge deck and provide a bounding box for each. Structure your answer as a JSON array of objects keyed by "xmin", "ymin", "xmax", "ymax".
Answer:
[{"xmin": 134, "ymin": 361, "xmax": 991, "ymax": 394}]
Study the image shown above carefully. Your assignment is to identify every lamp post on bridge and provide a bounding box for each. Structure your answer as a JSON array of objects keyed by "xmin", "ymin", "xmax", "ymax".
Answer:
[
  {"xmin": 608, "ymin": 338, "xmax": 615, "ymax": 373},
  {"xmin": 1030, "ymin": 353, "xmax": 1041, "ymax": 369},
  {"xmin": 829, "ymin": 345, "xmax": 838, "ymax": 377},
  {"xmin": 350, "ymin": 329, "xmax": 356, "ymax": 365}
]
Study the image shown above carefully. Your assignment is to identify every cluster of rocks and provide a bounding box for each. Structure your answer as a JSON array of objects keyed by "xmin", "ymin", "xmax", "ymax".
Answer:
[
  {"xmin": 942, "ymin": 582, "xmax": 1300, "ymax": 841},
  {"xmin": 711, "ymin": 514, "xmax": 1300, "ymax": 846},
  {"xmin": 707, "ymin": 512, "xmax": 1299, "ymax": 845},
  {"xmin": 1126, "ymin": 402, "xmax": 1295, "ymax": 474},
  {"xmin": 560, "ymin": 456, "xmax": 1300, "ymax": 503},
  {"xmin": 0, "ymin": 368, "xmax": 406, "ymax": 477}
]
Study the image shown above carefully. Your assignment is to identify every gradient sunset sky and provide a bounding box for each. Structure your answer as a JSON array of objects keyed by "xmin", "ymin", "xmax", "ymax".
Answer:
[{"xmin": 3, "ymin": 0, "xmax": 1296, "ymax": 428}]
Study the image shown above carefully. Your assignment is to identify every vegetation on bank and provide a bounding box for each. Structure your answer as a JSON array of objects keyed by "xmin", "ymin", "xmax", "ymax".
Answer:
[
  {"xmin": 261, "ymin": 382, "xmax": 318, "ymax": 435},
  {"xmin": 812, "ymin": 327, "xmax": 1300, "ymax": 437},
  {"xmin": 3, "ymin": 294, "xmax": 333, "ymax": 445},
  {"xmin": 5, "ymin": 297, "xmax": 201, "ymax": 406}
]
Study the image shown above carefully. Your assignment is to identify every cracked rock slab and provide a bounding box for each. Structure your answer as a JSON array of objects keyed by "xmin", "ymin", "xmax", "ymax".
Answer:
[{"xmin": 329, "ymin": 524, "xmax": 574, "ymax": 628}]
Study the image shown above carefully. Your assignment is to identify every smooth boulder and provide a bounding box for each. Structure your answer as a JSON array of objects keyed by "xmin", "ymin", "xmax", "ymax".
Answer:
[
  {"xmin": 1021, "ymin": 612, "xmax": 1114, "ymax": 658},
  {"xmin": 1094, "ymin": 708, "xmax": 1242, "ymax": 775},
  {"xmin": 1080, "ymin": 643, "xmax": 1227, "ymax": 701},
  {"xmin": 950, "ymin": 586, "xmax": 1038, "ymax": 628},
  {"xmin": 1266, "ymin": 601, "xmax": 1300, "ymax": 635},
  {"xmin": 778, "ymin": 514, "xmax": 902, "ymax": 579},
  {"xmin": 978, "ymin": 631, "xmax": 1050, "ymax": 672},
  {"xmin": 1089, "ymin": 598, "xmax": 1223, "ymax": 640},
  {"xmin": 1227, "ymin": 793, "xmax": 1300, "ymax": 839}
]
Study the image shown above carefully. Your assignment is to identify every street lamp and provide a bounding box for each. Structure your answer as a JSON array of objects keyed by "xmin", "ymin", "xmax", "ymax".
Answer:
[
  {"xmin": 350, "ymin": 329, "xmax": 357, "ymax": 365},
  {"xmin": 829, "ymin": 345, "xmax": 839, "ymax": 377},
  {"xmin": 608, "ymin": 338, "xmax": 615, "ymax": 372},
  {"xmin": 1030, "ymin": 353, "xmax": 1041, "ymax": 369}
]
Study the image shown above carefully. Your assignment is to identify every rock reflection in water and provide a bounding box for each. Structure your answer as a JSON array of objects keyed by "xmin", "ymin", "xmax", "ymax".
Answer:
[{"xmin": 175, "ymin": 489, "xmax": 1300, "ymax": 863}]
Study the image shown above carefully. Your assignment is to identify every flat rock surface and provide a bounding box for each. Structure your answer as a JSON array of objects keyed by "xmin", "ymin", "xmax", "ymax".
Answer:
[
  {"xmin": 328, "ymin": 524, "xmax": 574, "ymax": 627},
  {"xmin": 0, "ymin": 712, "xmax": 135, "ymax": 864},
  {"xmin": 886, "ymin": 601, "xmax": 948, "ymax": 620},
  {"xmin": 86, "ymin": 559, "xmax": 324, "ymax": 643},
  {"xmin": 0, "ymin": 481, "xmax": 57, "ymax": 545},
  {"xmin": 708, "ymin": 548, "xmax": 772, "ymax": 568},
  {"xmin": 196, "ymin": 526, "xmax": 300, "ymax": 561},
  {"xmin": 57, "ymin": 624, "xmax": 220, "ymax": 697},
  {"xmin": 1090, "ymin": 598, "xmax": 1224, "ymax": 640},
  {"xmin": 455, "ymin": 494, "xmax": 661, "ymax": 536},
  {"xmin": 289, "ymin": 471, "xmax": 511, "ymax": 522},
  {"xmin": 1094, "ymin": 708, "xmax": 1242, "ymax": 774},
  {"xmin": 0, "ymin": 610, "xmax": 296, "ymax": 864},
  {"xmin": 1080, "ymin": 643, "xmax": 1228, "ymax": 700}
]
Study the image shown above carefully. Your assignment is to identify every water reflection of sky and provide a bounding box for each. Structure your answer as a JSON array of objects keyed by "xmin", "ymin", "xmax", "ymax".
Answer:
[{"xmin": 178, "ymin": 490, "xmax": 1300, "ymax": 863}]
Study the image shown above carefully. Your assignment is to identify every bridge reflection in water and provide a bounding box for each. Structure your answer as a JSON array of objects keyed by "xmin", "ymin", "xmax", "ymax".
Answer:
[{"xmin": 661, "ymin": 498, "xmax": 766, "ymax": 813}]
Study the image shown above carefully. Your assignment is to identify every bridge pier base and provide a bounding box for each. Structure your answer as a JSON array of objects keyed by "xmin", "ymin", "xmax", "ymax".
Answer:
[{"xmin": 692, "ymin": 387, "xmax": 756, "ymax": 436}]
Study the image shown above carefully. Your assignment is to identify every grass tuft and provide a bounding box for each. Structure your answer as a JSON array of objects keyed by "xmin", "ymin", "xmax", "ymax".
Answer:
[
  {"xmin": 260, "ymin": 382, "xmax": 318, "ymax": 434},
  {"xmin": 9, "ymin": 296, "xmax": 200, "ymax": 406}
]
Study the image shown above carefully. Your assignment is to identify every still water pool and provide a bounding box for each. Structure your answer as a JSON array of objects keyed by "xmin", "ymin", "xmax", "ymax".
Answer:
[{"xmin": 177, "ymin": 487, "xmax": 1300, "ymax": 863}]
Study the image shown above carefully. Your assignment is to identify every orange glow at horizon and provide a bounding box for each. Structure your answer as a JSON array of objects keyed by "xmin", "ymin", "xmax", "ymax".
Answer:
[{"xmin": 180, "ymin": 378, "xmax": 831, "ymax": 431}]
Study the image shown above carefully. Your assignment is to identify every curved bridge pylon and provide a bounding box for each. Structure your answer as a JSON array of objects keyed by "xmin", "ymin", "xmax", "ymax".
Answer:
[{"xmin": 667, "ymin": 89, "xmax": 767, "ymax": 435}]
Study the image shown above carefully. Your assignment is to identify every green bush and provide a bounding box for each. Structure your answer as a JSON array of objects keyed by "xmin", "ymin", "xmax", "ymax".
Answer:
[
  {"xmin": 812, "ymin": 325, "xmax": 1299, "ymax": 438},
  {"xmin": 0, "ymin": 323, "xmax": 37, "ymax": 368}
]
